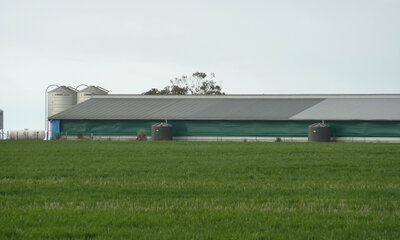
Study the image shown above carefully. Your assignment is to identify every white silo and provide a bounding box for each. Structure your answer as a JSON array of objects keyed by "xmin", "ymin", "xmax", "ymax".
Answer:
[
  {"xmin": 0, "ymin": 109, "xmax": 3, "ymax": 140},
  {"xmin": 77, "ymin": 86, "xmax": 108, "ymax": 104},
  {"xmin": 0, "ymin": 109, "xmax": 3, "ymax": 130},
  {"xmin": 48, "ymin": 86, "xmax": 77, "ymax": 117}
]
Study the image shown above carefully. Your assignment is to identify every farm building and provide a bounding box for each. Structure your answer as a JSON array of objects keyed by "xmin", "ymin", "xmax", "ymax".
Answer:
[{"xmin": 47, "ymin": 94, "xmax": 400, "ymax": 142}]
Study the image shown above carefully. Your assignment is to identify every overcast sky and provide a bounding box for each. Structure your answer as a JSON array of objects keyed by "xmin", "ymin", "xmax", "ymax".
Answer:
[{"xmin": 0, "ymin": 0, "xmax": 399, "ymax": 132}]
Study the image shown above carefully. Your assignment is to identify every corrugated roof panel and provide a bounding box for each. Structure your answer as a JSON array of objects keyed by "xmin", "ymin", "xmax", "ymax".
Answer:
[
  {"xmin": 192, "ymin": 99, "xmax": 324, "ymax": 120},
  {"xmin": 49, "ymin": 97, "xmax": 323, "ymax": 120},
  {"xmin": 290, "ymin": 98, "xmax": 400, "ymax": 120}
]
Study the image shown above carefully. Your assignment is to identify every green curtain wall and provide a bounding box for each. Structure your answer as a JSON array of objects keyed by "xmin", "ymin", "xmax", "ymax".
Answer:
[{"xmin": 59, "ymin": 120, "xmax": 400, "ymax": 137}]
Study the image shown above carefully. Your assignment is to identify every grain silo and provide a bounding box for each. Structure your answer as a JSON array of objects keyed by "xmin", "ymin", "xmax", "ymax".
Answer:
[
  {"xmin": 0, "ymin": 109, "xmax": 3, "ymax": 140},
  {"xmin": 0, "ymin": 109, "xmax": 3, "ymax": 130},
  {"xmin": 48, "ymin": 86, "xmax": 77, "ymax": 117},
  {"xmin": 77, "ymin": 86, "xmax": 108, "ymax": 104}
]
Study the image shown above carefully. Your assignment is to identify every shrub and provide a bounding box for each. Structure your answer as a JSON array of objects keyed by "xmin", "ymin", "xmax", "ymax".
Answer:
[
  {"xmin": 275, "ymin": 137, "xmax": 282, "ymax": 142},
  {"xmin": 77, "ymin": 133, "xmax": 83, "ymax": 140},
  {"xmin": 137, "ymin": 130, "xmax": 147, "ymax": 141}
]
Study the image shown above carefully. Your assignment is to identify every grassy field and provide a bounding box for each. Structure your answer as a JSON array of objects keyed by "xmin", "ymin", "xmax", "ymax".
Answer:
[{"xmin": 0, "ymin": 141, "xmax": 399, "ymax": 239}]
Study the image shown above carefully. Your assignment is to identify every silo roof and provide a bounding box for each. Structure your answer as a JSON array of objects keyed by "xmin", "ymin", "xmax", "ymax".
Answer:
[
  {"xmin": 49, "ymin": 94, "xmax": 400, "ymax": 121},
  {"xmin": 79, "ymin": 86, "xmax": 108, "ymax": 94},
  {"xmin": 48, "ymin": 86, "xmax": 77, "ymax": 93}
]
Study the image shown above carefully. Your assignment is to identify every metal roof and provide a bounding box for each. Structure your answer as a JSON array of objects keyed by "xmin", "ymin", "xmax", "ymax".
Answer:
[
  {"xmin": 93, "ymin": 94, "xmax": 400, "ymax": 99},
  {"xmin": 49, "ymin": 94, "xmax": 400, "ymax": 121},
  {"xmin": 290, "ymin": 98, "xmax": 400, "ymax": 120},
  {"xmin": 48, "ymin": 86, "xmax": 77, "ymax": 93},
  {"xmin": 79, "ymin": 86, "xmax": 109, "ymax": 94}
]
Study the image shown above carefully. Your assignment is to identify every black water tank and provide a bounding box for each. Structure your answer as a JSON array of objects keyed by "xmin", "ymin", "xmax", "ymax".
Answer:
[
  {"xmin": 308, "ymin": 123, "xmax": 331, "ymax": 142},
  {"xmin": 152, "ymin": 123, "xmax": 173, "ymax": 141}
]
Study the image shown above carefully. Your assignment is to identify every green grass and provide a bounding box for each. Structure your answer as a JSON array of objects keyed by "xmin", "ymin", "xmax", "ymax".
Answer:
[{"xmin": 0, "ymin": 140, "xmax": 399, "ymax": 239}]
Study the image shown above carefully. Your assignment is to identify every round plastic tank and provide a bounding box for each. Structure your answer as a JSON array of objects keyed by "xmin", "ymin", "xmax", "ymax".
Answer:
[
  {"xmin": 48, "ymin": 86, "xmax": 77, "ymax": 117},
  {"xmin": 8, "ymin": 129, "xmax": 45, "ymax": 140},
  {"xmin": 77, "ymin": 86, "xmax": 108, "ymax": 104},
  {"xmin": 308, "ymin": 123, "xmax": 331, "ymax": 142},
  {"xmin": 152, "ymin": 123, "xmax": 173, "ymax": 141}
]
